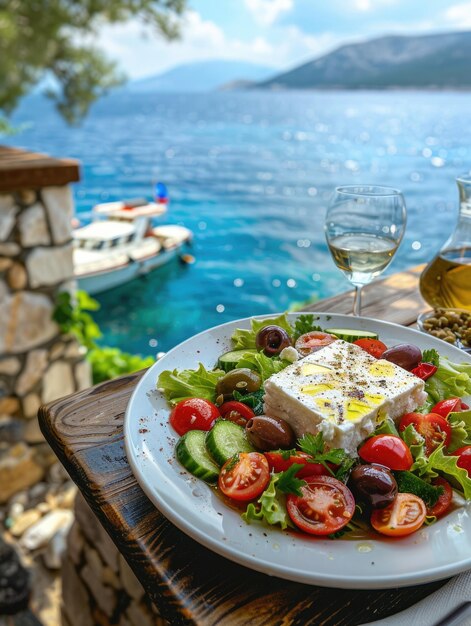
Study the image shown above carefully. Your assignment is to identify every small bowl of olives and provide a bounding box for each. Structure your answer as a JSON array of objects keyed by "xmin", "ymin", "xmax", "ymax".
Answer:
[{"xmin": 417, "ymin": 307, "xmax": 471, "ymax": 350}]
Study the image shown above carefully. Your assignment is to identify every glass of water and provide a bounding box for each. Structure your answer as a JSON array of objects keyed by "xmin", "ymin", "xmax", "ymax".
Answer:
[{"xmin": 324, "ymin": 185, "xmax": 407, "ymax": 316}]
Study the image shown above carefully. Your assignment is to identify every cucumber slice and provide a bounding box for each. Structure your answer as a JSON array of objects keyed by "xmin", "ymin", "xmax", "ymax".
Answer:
[
  {"xmin": 176, "ymin": 430, "xmax": 220, "ymax": 483},
  {"xmin": 324, "ymin": 328, "xmax": 379, "ymax": 342},
  {"xmin": 206, "ymin": 420, "xmax": 255, "ymax": 466},
  {"xmin": 218, "ymin": 349, "xmax": 258, "ymax": 372}
]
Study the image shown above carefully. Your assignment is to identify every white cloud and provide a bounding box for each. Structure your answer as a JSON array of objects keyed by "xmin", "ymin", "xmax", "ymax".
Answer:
[
  {"xmin": 244, "ymin": 0, "xmax": 293, "ymax": 26},
  {"xmin": 444, "ymin": 2, "xmax": 471, "ymax": 28},
  {"xmin": 97, "ymin": 10, "xmax": 337, "ymax": 78},
  {"xmin": 350, "ymin": 0, "xmax": 398, "ymax": 12}
]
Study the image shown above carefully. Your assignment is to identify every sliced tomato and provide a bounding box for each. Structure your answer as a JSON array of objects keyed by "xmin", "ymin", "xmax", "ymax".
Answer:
[
  {"xmin": 399, "ymin": 412, "xmax": 451, "ymax": 456},
  {"xmin": 295, "ymin": 332, "xmax": 337, "ymax": 356},
  {"xmin": 452, "ymin": 446, "xmax": 471, "ymax": 476},
  {"xmin": 218, "ymin": 452, "xmax": 270, "ymax": 502},
  {"xmin": 219, "ymin": 401, "xmax": 255, "ymax": 426},
  {"xmin": 169, "ymin": 398, "xmax": 220, "ymax": 436},
  {"xmin": 264, "ymin": 451, "xmax": 331, "ymax": 478},
  {"xmin": 358, "ymin": 434, "xmax": 413, "ymax": 470},
  {"xmin": 353, "ymin": 338, "xmax": 387, "ymax": 358},
  {"xmin": 427, "ymin": 477, "xmax": 453, "ymax": 518},
  {"xmin": 370, "ymin": 493, "xmax": 426, "ymax": 537},
  {"xmin": 431, "ymin": 398, "xmax": 463, "ymax": 419},
  {"xmin": 286, "ymin": 475, "xmax": 355, "ymax": 536}
]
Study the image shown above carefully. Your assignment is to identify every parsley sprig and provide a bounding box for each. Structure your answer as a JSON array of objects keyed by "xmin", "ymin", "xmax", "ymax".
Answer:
[
  {"xmin": 276, "ymin": 464, "xmax": 306, "ymax": 496},
  {"xmin": 298, "ymin": 433, "xmax": 352, "ymax": 479},
  {"xmin": 292, "ymin": 314, "xmax": 322, "ymax": 341},
  {"xmin": 422, "ymin": 348, "xmax": 440, "ymax": 367}
]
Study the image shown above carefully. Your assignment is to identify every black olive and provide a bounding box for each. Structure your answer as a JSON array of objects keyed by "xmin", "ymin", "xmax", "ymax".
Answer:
[
  {"xmin": 382, "ymin": 344, "xmax": 422, "ymax": 371},
  {"xmin": 255, "ymin": 325, "xmax": 292, "ymax": 356},
  {"xmin": 245, "ymin": 415, "xmax": 295, "ymax": 451},
  {"xmin": 348, "ymin": 463, "xmax": 397, "ymax": 509}
]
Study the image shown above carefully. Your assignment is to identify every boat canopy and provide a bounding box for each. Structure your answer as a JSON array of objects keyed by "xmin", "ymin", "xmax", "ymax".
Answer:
[
  {"xmin": 74, "ymin": 220, "xmax": 136, "ymax": 242},
  {"xmin": 93, "ymin": 201, "xmax": 167, "ymax": 221}
]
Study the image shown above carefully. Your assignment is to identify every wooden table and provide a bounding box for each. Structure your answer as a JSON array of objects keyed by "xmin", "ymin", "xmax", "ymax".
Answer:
[{"xmin": 39, "ymin": 265, "xmax": 447, "ymax": 626}]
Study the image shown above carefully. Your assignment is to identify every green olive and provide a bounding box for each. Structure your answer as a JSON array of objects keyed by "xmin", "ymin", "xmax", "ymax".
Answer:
[{"xmin": 215, "ymin": 368, "xmax": 262, "ymax": 398}]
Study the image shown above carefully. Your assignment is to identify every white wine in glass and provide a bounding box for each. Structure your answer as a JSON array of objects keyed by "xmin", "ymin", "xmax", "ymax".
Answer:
[{"xmin": 325, "ymin": 186, "xmax": 406, "ymax": 316}]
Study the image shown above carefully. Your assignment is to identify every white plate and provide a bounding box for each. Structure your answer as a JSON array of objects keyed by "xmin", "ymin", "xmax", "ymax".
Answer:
[{"xmin": 124, "ymin": 313, "xmax": 471, "ymax": 589}]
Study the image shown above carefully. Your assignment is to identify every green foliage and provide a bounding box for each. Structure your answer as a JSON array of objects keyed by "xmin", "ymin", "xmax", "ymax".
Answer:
[
  {"xmin": 52, "ymin": 290, "xmax": 101, "ymax": 349},
  {"xmin": 88, "ymin": 347, "xmax": 154, "ymax": 384},
  {"xmin": 0, "ymin": 0, "xmax": 187, "ymax": 124},
  {"xmin": 53, "ymin": 290, "xmax": 154, "ymax": 384}
]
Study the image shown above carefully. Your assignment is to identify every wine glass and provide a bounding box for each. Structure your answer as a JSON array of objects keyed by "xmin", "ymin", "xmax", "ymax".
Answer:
[{"xmin": 324, "ymin": 185, "xmax": 406, "ymax": 316}]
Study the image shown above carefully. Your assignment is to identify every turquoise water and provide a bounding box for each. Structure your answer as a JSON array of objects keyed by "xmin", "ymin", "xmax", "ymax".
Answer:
[{"xmin": 6, "ymin": 91, "xmax": 471, "ymax": 355}]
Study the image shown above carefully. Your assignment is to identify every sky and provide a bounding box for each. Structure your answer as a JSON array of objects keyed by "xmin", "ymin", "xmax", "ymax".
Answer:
[{"xmin": 97, "ymin": 0, "xmax": 471, "ymax": 79}]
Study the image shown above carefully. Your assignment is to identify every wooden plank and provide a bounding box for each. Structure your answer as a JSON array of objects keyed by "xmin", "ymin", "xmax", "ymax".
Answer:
[
  {"xmin": 38, "ymin": 266, "xmax": 442, "ymax": 626},
  {"xmin": 0, "ymin": 146, "xmax": 80, "ymax": 191}
]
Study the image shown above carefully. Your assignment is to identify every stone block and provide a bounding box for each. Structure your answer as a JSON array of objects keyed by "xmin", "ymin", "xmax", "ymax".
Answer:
[
  {"xmin": 0, "ymin": 416, "xmax": 24, "ymax": 444},
  {"xmin": 42, "ymin": 186, "xmax": 73, "ymax": 245},
  {"xmin": 10, "ymin": 509, "xmax": 42, "ymax": 537},
  {"xmin": 0, "ymin": 242, "xmax": 20, "ymax": 256},
  {"xmin": 0, "ymin": 357, "xmax": 21, "ymax": 376},
  {"xmin": 18, "ymin": 203, "xmax": 50, "ymax": 247},
  {"xmin": 119, "ymin": 554, "xmax": 144, "ymax": 602},
  {"xmin": 22, "ymin": 393, "xmax": 41, "ymax": 419},
  {"xmin": 26, "ymin": 244, "xmax": 74, "ymax": 288},
  {"xmin": 62, "ymin": 556, "xmax": 94, "ymax": 626},
  {"xmin": 66, "ymin": 522, "xmax": 84, "ymax": 566},
  {"xmin": 0, "ymin": 443, "xmax": 44, "ymax": 504},
  {"xmin": 21, "ymin": 508, "xmax": 73, "ymax": 550},
  {"xmin": 0, "ymin": 396, "xmax": 20, "ymax": 415},
  {"xmin": 17, "ymin": 189, "xmax": 37, "ymax": 206},
  {"xmin": 0, "ymin": 205, "xmax": 17, "ymax": 242},
  {"xmin": 0, "ymin": 292, "xmax": 58, "ymax": 354},
  {"xmin": 0, "ymin": 258, "xmax": 13, "ymax": 271},
  {"xmin": 7, "ymin": 262, "xmax": 27, "ymax": 290},
  {"xmin": 16, "ymin": 349, "xmax": 48, "ymax": 396},
  {"xmin": 74, "ymin": 359, "xmax": 91, "ymax": 391},
  {"xmin": 49, "ymin": 342, "xmax": 65, "ymax": 360},
  {"xmin": 81, "ymin": 561, "xmax": 117, "ymax": 616},
  {"xmin": 74, "ymin": 493, "xmax": 119, "ymax": 572},
  {"xmin": 42, "ymin": 361, "xmax": 75, "ymax": 404},
  {"xmin": 0, "ymin": 193, "xmax": 15, "ymax": 211},
  {"xmin": 24, "ymin": 418, "xmax": 44, "ymax": 443}
]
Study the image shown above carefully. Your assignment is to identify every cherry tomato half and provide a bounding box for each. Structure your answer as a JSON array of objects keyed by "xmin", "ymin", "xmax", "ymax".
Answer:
[
  {"xmin": 286, "ymin": 475, "xmax": 355, "ymax": 536},
  {"xmin": 353, "ymin": 338, "xmax": 387, "ymax": 358},
  {"xmin": 452, "ymin": 446, "xmax": 471, "ymax": 476},
  {"xmin": 427, "ymin": 477, "xmax": 453, "ymax": 518},
  {"xmin": 169, "ymin": 398, "xmax": 220, "ymax": 436},
  {"xmin": 264, "ymin": 451, "xmax": 331, "ymax": 479},
  {"xmin": 218, "ymin": 452, "xmax": 270, "ymax": 502},
  {"xmin": 431, "ymin": 397, "xmax": 463, "ymax": 419},
  {"xmin": 219, "ymin": 401, "xmax": 255, "ymax": 426},
  {"xmin": 399, "ymin": 412, "xmax": 451, "ymax": 456},
  {"xmin": 295, "ymin": 332, "xmax": 337, "ymax": 356},
  {"xmin": 358, "ymin": 435, "xmax": 413, "ymax": 470},
  {"xmin": 370, "ymin": 493, "xmax": 426, "ymax": 537}
]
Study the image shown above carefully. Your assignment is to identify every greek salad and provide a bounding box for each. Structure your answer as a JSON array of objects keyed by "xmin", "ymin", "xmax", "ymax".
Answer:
[{"xmin": 156, "ymin": 314, "xmax": 471, "ymax": 539}]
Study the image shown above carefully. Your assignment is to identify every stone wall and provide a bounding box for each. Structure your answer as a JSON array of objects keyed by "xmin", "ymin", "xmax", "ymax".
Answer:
[
  {"xmin": 63, "ymin": 493, "xmax": 167, "ymax": 626},
  {"xmin": 0, "ymin": 185, "xmax": 91, "ymax": 503}
]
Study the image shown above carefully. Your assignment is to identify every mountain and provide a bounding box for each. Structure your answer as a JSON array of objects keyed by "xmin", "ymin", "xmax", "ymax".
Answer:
[
  {"xmin": 129, "ymin": 60, "xmax": 276, "ymax": 93},
  {"xmin": 255, "ymin": 31, "xmax": 471, "ymax": 90}
]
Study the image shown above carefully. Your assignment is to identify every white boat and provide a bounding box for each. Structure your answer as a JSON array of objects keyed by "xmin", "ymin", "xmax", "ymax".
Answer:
[{"xmin": 73, "ymin": 198, "xmax": 193, "ymax": 295}]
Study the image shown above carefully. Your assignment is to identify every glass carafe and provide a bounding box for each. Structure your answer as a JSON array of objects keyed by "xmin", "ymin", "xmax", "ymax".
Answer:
[{"xmin": 420, "ymin": 173, "xmax": 471, "ymax": 311}]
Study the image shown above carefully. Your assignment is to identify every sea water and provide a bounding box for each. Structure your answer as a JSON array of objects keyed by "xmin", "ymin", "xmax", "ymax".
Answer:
[{"xmin": 6, "ymin": 91, "xmax": 471, "ymax": 354}]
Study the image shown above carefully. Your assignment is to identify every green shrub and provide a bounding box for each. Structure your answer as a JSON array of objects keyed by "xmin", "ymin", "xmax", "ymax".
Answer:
[{"xmin": 53, "ymin": 291, "xmax": 154, "ymax": 384}]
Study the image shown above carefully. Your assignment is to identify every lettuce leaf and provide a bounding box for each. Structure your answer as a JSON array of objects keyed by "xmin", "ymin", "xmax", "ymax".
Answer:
[
  {"xmin": 410, "ymin": 445, "xmax": 471, "ymax": 500},
  {"xmin": 448, "ymin": 410, "xmax": 471, "ymax": 452},
  {"xmin": 425, "ymin": 357, "xmax": 471, "ymax": 404},
  {"xmin": 242, "ymin": 474, "xmax": 291, "ymax": 529},
  {"xmin": 235, "ymin": 351, "xmax": 290, "ymax": 381},
  {"xmin": 157, "ymin": 363, "xmax": 225, "ymax": 405},
  {"xmin": 231, "ymin": 314, "xmax": 293, "ymax": 350}
]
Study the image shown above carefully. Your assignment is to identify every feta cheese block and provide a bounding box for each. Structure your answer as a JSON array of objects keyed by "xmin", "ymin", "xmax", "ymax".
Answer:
[{"xmin": 263, "ymin": 339, "xmax": 427, "ymax": 455}]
